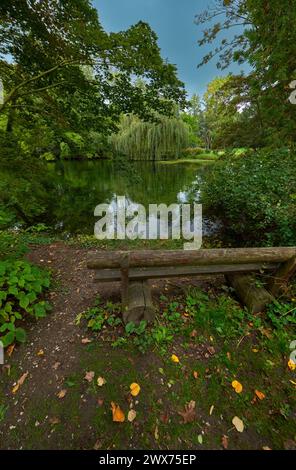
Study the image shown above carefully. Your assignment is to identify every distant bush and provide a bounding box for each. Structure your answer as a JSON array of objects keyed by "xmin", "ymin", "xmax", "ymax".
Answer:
[
  {"xmin": 201, "ymin": 148, "xmax": 296, "ymax": 246},
  {"xmin": 0, "ymin": 260, "xmax": 51, "ymax": 346}
]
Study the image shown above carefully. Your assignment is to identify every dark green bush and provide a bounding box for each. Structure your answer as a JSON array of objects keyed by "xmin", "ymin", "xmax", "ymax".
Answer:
[
  {"xmin": 201, "ymin": 148, "xmax": 296, "ymax": 246},
  {"xmin": 0, "ymin": 260, "xmax": 51, "ymax": 346}
]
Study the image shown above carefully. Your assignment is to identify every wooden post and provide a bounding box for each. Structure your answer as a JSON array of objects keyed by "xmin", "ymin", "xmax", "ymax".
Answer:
[
  {"xmin": 120, "ymin": 253, "xmax": 129, "ymax": 316},
  {"xmin": 268, "ymin": 256, "xmax": 296, "ymax": 296},
  {"xmin": 227, "ymin": 273, "xmax": 274, "ymax": 313},
  {"xmin": 123, "ymin": 280, "xmax": 155, "ymax": 325}
]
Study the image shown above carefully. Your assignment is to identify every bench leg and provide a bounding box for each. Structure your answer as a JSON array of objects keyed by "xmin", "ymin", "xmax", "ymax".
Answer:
[{"xmin": 123, "ymin": 280, "xmax": 155, "ymax": 325}]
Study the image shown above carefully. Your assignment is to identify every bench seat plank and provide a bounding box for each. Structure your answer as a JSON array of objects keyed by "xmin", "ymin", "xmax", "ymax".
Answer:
[{"xmin": 94, "ymin": 263, "xmax": 278, "ymax": 283}]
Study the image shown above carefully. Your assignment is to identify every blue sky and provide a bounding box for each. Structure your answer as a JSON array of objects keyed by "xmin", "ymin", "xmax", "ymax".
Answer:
[{"xmin": 94, "ymin": 0, "xmax": 247, "ymax": 98}]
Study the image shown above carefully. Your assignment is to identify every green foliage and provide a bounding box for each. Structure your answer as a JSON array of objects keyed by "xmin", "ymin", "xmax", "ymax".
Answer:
[
  {"xmin": 110, "ymin": 113, "xmax": 190, "ymax": 160},
  {"xmin": 201, "ymin": 149, "xmax": 296, "ymax": 246},
  {"xmin": 0, "ymin": 260, "xmax": 51, "ymax": 346},
  {"xmin": 77, "ymin": 300, "xmax": 122, "ymax": 332},
  {"xmin": 0, "ymin": 231, "xmax": 29, "ymax": 260}
]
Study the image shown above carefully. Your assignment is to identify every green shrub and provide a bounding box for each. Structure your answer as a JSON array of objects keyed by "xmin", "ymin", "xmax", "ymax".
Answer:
[
  {"xmin": 0, "ymin": 260, "xmax": 51, "ymax": 346},
  {"xmin": 201, "ymin": 148, "xmax": 296, "ymax": 246}
]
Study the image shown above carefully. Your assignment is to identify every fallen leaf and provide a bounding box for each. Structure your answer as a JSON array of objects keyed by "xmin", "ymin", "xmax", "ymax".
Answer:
[
  {"xmin": 252, "ymin": 348, "xmax": 259, "ymax": 353},
  {"xmin": 57, "ymin": 389, "xmax": 67, "ymax": 399},
  {"xmin": 171, "ymin": 354, "xmax": 180, "ymax": 363},
  {"xmin": 226, "ymin": 352, "xmax": 231, "ymax": 360},
  {"xmin": 52, "ymin": 362, "xmax": 61, "ymax": 370},
  {"xmin": 262, "ymin": 446, "xmax": 272, "ymax": 451},
  {"xmin": 231, "ymin": 380, "xmax": 243, "ymax": 393},
  {"xmin": 288, "ymin": 359, "xmax": 296, "ymax": 371},
  {"xmin": 193, "ymin": 370, "xmax": 199, "ymax": 379},
  {"xmin": 97, "ymin": 376, "xmax": 106, "ymax": 387},
  {"xmin": 154, "ymin": 425, "xmax": 159, "ymax": 440},
  {"xmin": 232, "ymin": 416, "xmax": 244, "ymax": 433},
  {"xmin": 7, "ymin": 344, "xmax": 15, "ymax": 357},
  {"xmin": 111, "ymin": 402, "xmax": 125, "ymax": 422},
  {"xmin": 127, "ymin": 409, "xmax": 137, "ymax": 422},
  {"xmin": 190, "ymin": 330, "xmax": 198, "ymax": 338},
  {"xmin": 178, "ymin": 400, "xmax": 196, "ymax": 423},
  {"xmin": 209, "ymin": 405, "xmax": 214, "ymax": 415},
  {"xmin": 221, "ymin": 435, "xmax": 229, "ymax": 449},
  {"xmin": 255, "ymin": 389, "xmax": 266, "ymax": 400},
  {"xmin": 84, "ymin": 371, "xmax": 95, "ymax": 383},
  {"xmin": 93, "ymin": 440, "xmax": 102, "ymax": 450},
  {"xmin": 197, "ymin": 434, "xmax": 203, "ymax": 444},
  {"xmin": 130, "ymin": 382, "xmax": 141, "ymax": 396},
  {"xmin": 49, "ymin": 417, "xmax": 61, "ymax": 425},
  {"xmin": 12, "ymin": 371, "xmax": 29, "ymax": 394},
  {"xmin": 81, "ymin": 338, "xmax": 92, "ymax": 344},
  {"xmin": 37, "ymin": 349, "xmax": 44, "ymax": 356}
]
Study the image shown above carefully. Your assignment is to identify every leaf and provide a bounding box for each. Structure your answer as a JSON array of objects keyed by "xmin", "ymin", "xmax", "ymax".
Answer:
[
  {"xmin": 37, "ymin": 349, "xmax": 44, "ymax": 356},
  {"xmin": 84, "ymin": 371, "xmax": 95, "ymax": 383},
  {"xmin": 15, "ymin": 327, "xmax": 26, "ymax": 343},
  {"xmin": 193, "ymin": 370, "xmax": 199, "ymax": 379},
  {"xmin": 154, "ymin": 425, "xmax": 159, "ymax": 440},
  {"xmin": 7, "ymin": 344, "xmax": 15, "ymax": 357},
  {"xmin": 111, "ymin": 402, "xmax": 125, "ymax": 422},
  {"xmin": 178, "ymin": 400, "xmax": 196, "ymax": 423},
  {"xmin": 209, "ymin": 405, "xmax": 214, "ymax": 415},
  {"xmin": 57, "ymin": 389, "xmax": 67, "ymax": 399},
  {"xmin": 12, "ymin": 371, "xmax": 29, "ymax": 394},
  {"xmin": 81, "ymin": 338, "xmax": 92, "ymax": 344},
  {"xmin": 52, "ymin": 362, "xmax": 61, "ymax": 370},
  {"xmin": 130, "ymin": 382, "xmax": 141, "ymax": 396},
  {"xmin": 288, "ymin": 359, "xmax": 296, "ymax": 371},
  {"xmin": 255, "ymin": 389, "xmax": 266, "ymax": 400},
  {"xmin": 127, "ymin": 409, "xmax": 137, "ymax": 422},
  {"xmin": 97, "ymin": 376, "xmax": 106, "ymax": 387},
  {"xmin": 221, "ymin": 435, "xmax": 229, "ymax": 449},
  {"xmin": 49, "ymin": 417, "xmax": 61, "ymax": 425},
  {"xmin": 197, "ymin": 434, "xmax": 203, "ymax": 444},
  {"xmin": 171, "ymin": 354, "xmax": 180, "ymax": 363},
  {"xmin": 231, "ymin": 380, "xmax": 243, "ymax": 393},
  {"xmin": 232, "ymin": 416, "xmax": 244, "ymax": 433}
]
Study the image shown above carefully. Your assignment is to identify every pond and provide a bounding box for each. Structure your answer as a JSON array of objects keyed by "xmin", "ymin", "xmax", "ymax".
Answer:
[{"xmin": 47, "ymin": 160, "xmax": 213, "ymax": 236}]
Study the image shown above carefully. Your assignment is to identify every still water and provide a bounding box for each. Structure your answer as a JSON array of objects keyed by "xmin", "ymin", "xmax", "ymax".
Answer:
[{"xmin": 48, "ymin": 160, "xmax": 211, "ymax": 235}]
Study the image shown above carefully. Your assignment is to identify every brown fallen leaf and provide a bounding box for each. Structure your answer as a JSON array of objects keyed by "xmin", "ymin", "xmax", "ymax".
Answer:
[
  {"xmin": 255, "ymin": 389, "xmax": 266, "ymax": 400},
  {"xmin": 52, "ymin": 362, "xmax": 61, "ymax": 370},
  {"xmin": 178, "ymin": 400, "xmax": 196, "ymax": 423},
  {"xmin": 93, "ymin": 440, "xmax": 102, "ymax": 450},
  {"xmin": 84, "ymin": 371, "xmax": 95, "ymax": 383},
  {"xmin": 81, "ymin": 338, "xmax": 92, "ymax": 344},
  {"xmin": 12, "ymin": 371, "xmax": 29, "ymax": 394},
  {"xmin": 57, "ymin": 389, "xmax": 67, "ymax": 399},
  {"xmin": 190, "ymin": 330, "xmax": 198, "ymax": 338},
  {"xmin": 7, "ymin": 344, "xmax": 15, "ymax": 357},
  {"xmin": 221, "ymin": 435, "xmax": 229, "ymax": 449},
  {"xmin": 127, "ymin": 409, "xmax": 137, "ymax": 422},
  {"xmin": 154, "ymin": 425, "xmax": 159, "ymax": 440},
  {"xmin": 49, "ymin": 417, "xmax": 61, "ymax": 425}
]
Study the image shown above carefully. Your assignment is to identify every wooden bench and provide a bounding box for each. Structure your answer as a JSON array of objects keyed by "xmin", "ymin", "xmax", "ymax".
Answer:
[{"xmin": 87, "ymin": 247, "xmax": 296, "ymax": 324}]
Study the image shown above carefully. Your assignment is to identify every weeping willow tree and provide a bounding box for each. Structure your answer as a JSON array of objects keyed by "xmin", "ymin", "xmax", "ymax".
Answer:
[{"xmin": 110, "ymin": 114, "xmax": 190, "ymax": 160}]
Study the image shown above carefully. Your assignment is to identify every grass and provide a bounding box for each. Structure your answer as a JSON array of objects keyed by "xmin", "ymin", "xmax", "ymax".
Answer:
[{"xmin": 158, "ymin": 158, "xmax": 216, "ymax": 165}]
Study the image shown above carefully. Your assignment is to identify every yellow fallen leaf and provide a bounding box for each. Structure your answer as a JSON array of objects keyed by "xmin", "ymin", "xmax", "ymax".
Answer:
[
  {"xmin": 111, "ymin": 402, "xmax": 125, "ymax": 422},
  {"xmin": 171, "ymin": 354, "xmax": 180, "ymax": 363},
  {"xmin": 37, "ymin": 349, "xmax": 44, "ymax": 356},
  {"xmin": 130, "ymin": 382, "xmax": 141, "ymax": 396},
  {"xmin": 252, "ymin": 348, "xmax": 259, "ymax": 353},
  {"xmin": 255, "ymin": 389, "xmax": 266, "ymax": 400},
  {"xmin": 193, "ymin": 370, "xmax": 199, "ymax": 379},
  {"xmin": 12, "ymin": 383, "xmax": 20, "ymax": 394},
  {"xmin": 97, "ymin": 376, "xmax": 106, "ymax": 387},
  {"xmin": 232, "ymin": 416, "xmax": 244, "ymax": 433},
  {"xmin": 232, "ymin": 380, "xmax": 243, "ymax": 393},
  {"xmin": 57, "ymin": 389, "xmax": 67, "ymax": 399},
  {"xmin": 288, "ymin": 359, "xmax": 296, "ymax": 371},
  {"xmin": 209, "ymin": 405, "xmax": 214, "ymax": 415},
  {"xmin": 127, "ymin": 409, "xmax": 137, "ymax": 422}
]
